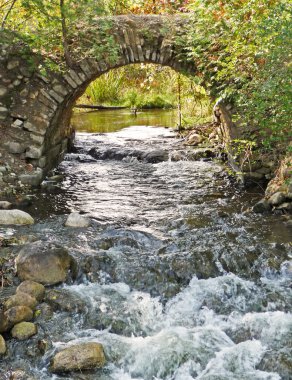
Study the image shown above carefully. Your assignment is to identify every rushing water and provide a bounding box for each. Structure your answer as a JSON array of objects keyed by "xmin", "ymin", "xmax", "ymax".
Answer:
[{"xmin": 1, "ymin": 110, "xmax": 291, "ymax": 379}]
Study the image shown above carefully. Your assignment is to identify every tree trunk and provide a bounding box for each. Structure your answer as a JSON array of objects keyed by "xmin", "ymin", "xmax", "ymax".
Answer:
[{"xmin": 60, "ymin": 0, "xmax": 74, "ymax": 68}]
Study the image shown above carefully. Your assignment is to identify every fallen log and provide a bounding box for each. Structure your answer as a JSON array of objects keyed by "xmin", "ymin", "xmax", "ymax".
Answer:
[{"xmin": 74, "ymin": 104, "xmax": 127, "ymax": 110}]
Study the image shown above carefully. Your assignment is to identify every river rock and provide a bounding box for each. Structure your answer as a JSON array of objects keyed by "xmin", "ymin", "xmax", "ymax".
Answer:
[
  {"xmin": 186, "ymin": 133, "xmax": 203, "ymax": 145},
  {"xmin": 0, "ymin": 210, "xmax": 34, "ymax": 225},
  {"xmin": 16, "ymin": 241, "xmax": 76, "ymax": 285},
  {"xmin": 0, "ymin": 334, "xmax": 6, "ymax": 355},
  {"xmin": 4, "ymin": 292, "xmax": 37, "ymax": 311},
  {"xmin": 11, "ymin": 322, "xmax": 37, "ymax": 340},
  {"xmin": 5, "ymin": 306, "xmax": 33, "ymax": 325},
  {"xmin": 142, "ymin": 150, "xmax": 168, "ymax": 163},
  {"xmin": 16, "ymin": 280, "xmax": 45, "ymax": 301},
  {"xmin": 45, "ymin": 289, "xmax": 86, "ymax": 313},
  {"xmin": 268, "ymin": 192, "xmax": 286, "ymax": 206},
  {"xmin": 253, "ymin": 199, "xmax": 271, "ymax": 213},
  {"xmin": 0, "ymin": 201, "xmax": 12, "ymax": 209},
  {"xmin": 65, "ymin": 212, "xmax": 90, "ymax": 227},
  {"xmin": 0, "ymin": 310, "xmax": 9, "ymax": 333},
  {"xmin": 51, "ymin": 342, "xmax": 106, "ymax": 373}
]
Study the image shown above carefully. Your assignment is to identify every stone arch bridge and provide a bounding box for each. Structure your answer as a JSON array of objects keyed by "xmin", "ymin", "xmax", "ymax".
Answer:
[{"xmin": 0, "ymin": 15, "xmax": 231, "ymax": 189}]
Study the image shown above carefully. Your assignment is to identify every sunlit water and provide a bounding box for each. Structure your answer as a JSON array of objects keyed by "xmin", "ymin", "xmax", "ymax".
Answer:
[{"xmin": 1, "ymin": 110, "xmax": 291, "ymax": 379}]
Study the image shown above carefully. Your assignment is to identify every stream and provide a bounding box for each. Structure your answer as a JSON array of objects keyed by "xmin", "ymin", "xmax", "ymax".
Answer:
[{"xmin": 0, "ymin": 109, "xmax": 291, "ymax": 379}]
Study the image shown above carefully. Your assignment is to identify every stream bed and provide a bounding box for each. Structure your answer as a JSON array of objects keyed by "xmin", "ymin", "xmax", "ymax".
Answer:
[{"xmin": 0, "ymin": 110, "xmax": 291, "ymax": 379}]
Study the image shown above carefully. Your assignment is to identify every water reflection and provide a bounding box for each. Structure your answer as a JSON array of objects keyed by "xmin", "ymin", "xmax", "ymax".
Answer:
[{"xmin": 72, "ymin": 109, "xmax": 178, "ymax": 133}]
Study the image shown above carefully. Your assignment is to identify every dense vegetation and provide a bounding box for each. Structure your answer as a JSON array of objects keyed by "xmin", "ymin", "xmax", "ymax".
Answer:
[{"xmin": 1, "ymin": 0, "xmax": 291, "ymax": 150}]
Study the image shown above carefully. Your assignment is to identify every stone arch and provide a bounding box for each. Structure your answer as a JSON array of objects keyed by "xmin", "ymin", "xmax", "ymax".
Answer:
[{"xmin": 0, "ymin": 15, "xmax": 196, "ymax": 188}]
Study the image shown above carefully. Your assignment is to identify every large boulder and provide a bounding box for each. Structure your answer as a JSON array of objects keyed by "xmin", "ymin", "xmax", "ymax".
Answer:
[
  {"xmin": 16, "ymin": 280, "xmax": 45, "ymax": 301},
  {"xmin": 0, "ymin": 334, "xmax": 6, "ymax": 355},
  {"xmin": 65, "ymin": 212, "xmax": 90, "ymax": 228},
  {"xmin": 16, "ymin": 241, "xmax": 77, "ymax": 285},
  {"xmin": 11, "ymin": 322, "xmax": 37, "ymax": 340},
  {"xmin": 0, "ymin": 210, "xmax": 34, "ymax": 225},
  {"xmin": 51, "ymin": 342, "xmax": 106, "ymax": 373}
]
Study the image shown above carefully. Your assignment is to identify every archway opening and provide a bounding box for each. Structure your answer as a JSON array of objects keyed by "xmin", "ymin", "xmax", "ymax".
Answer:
[{"xmin": 70, "ymin": 63, "xmax": 213, "ymax": 134}]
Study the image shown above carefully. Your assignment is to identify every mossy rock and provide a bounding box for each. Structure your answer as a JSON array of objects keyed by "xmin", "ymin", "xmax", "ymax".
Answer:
[
  {"xmin": 0, "ymin": 334, "xmax": 6, "ymax": 355},
  {"xmin": 11, "ymin": 322, "xmax": 37, "ymax": 340},
  {"xmin": 16, "ymin": 280, "xmax": 45, "ymax": 302},
  {"xmin": 4, "ymin": 292, "xmax": 37, "ymax": 311}
]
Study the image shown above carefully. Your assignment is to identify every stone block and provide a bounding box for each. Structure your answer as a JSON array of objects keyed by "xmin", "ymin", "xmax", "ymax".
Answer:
[
  {"xmin": 30, "ymin": 133, "xmax": 45, "ymax": 145},
  {"xmin": 25, "ymin": 146, "xmax": 44, "ymax": 159},
  {"xmin": 63, "ymin": 74, "xmax": 77, "ymax": 89},
  {"xmin": 7, "ymin": 142, "xmax": 26, "ymax": 154},
  {"xmin": 48, "ymin": 90, "xmax": 64, "ymax": 103},
  {"xmin": 19, "ymin": 170, "xmax": 43, "ymax": 186},
  {"xmin": 12, "ymin": 119, "xmax": 23, "ymax": 128}
]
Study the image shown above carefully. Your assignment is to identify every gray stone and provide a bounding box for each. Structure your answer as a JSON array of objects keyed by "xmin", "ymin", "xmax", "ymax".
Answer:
[
  {"xmin": 7, "ymin": 142, "xmax": 26, "ymax": 154},
  {"xmin": 12, "ymin": 119, "xmax": 24, "ymax": 128},
  {"xmin": 25, "ymin": 146, "xmax": 44, "ymax": 158},
  {"xmin": 51, "ymin": 342, "xmax": 106, "ymax": 373},
  {"xmin": 23, "ymin": 121, "xmax": 46, "ymax": 135},
  {"xmin": 0, "ymin": 106, "xmax": 8, "ymax": 113},
  {"xmin": 16, "ymin": 241, "xmax": 76, "ymax": 285},
  {"xmin": 19, "ymin": 170, "xmax": 43, "ymax": 186},
  {"xmin": 253, "ymin": 199, "xmax": 271, "ymax": 213},
  {"xmin": 0, "ymin": 210, "xmax": 34, "ymax": 225},
  {"xmin": 65, "ymin": 212, "xmax": 90, "ymax": 227},
  {"xmin": 0, "ymin": 166, "xmax": 7, "ymax": 173},
  {"xmin": 186, "ymin": 133, "xmax": 203, "ymax": 146},
  {"xmin": 0, "ymin": 201, "xmax": 12, "ymax": 209},
  {"xmin": 0, "ymin": 86, "xmax": 8, "ymax": 97},
  {"xmin": 268, "ymin": 192, "xmax": 286, "ymax": 206},
  {"xmin": 30, "ymin": 133, "xmax": 45, "ymax": 145},
  {"xmin": 49, "ymin": 90, "xmax": 64, "ymax": 103}
]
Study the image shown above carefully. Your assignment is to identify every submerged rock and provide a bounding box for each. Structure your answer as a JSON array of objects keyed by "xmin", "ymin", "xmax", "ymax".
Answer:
[
  {"xmin": 65, "ymin": 212, "xmax": 90, "ymax": 227},
  {"xmin": 45, "ymin": 289, "xmax": 86, "ymax": 313},
  {"xmin": 0, "ymin": 210, "xmax": 34, "ymax": 225},
  {"xmin": 16, "ymin": 241, "xmax": 77, "ymax": 285},
  {"xmin": 253, "ymin": 199, "xmax": 271, "ymax": 213},
  {"xmin": 11, "ymin": 322, "xmax": 37, "ymax": 340},
  {"xmin": 16, "ymin": 280, "xmax": 45, "ymax": 302},
  {"xmin": 51, "ymin": 342, "xmax": 106, "ymax": 373},
  {"xmin": 0, "ymin": 334, "xmax": 6, "ymax": 355},
  {"xmin": 142, "ymin": 149, "xmax": 168, "ymax": 163}
]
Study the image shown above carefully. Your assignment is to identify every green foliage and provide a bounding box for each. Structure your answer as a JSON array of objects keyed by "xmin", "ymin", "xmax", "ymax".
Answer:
[
  {"xmin": 186, "ymin": 0, "xmax": 292, "ymax": 151},
  {"xmin": 81, "ymin": 64, "xmax": 212, "ymax": 122}
]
